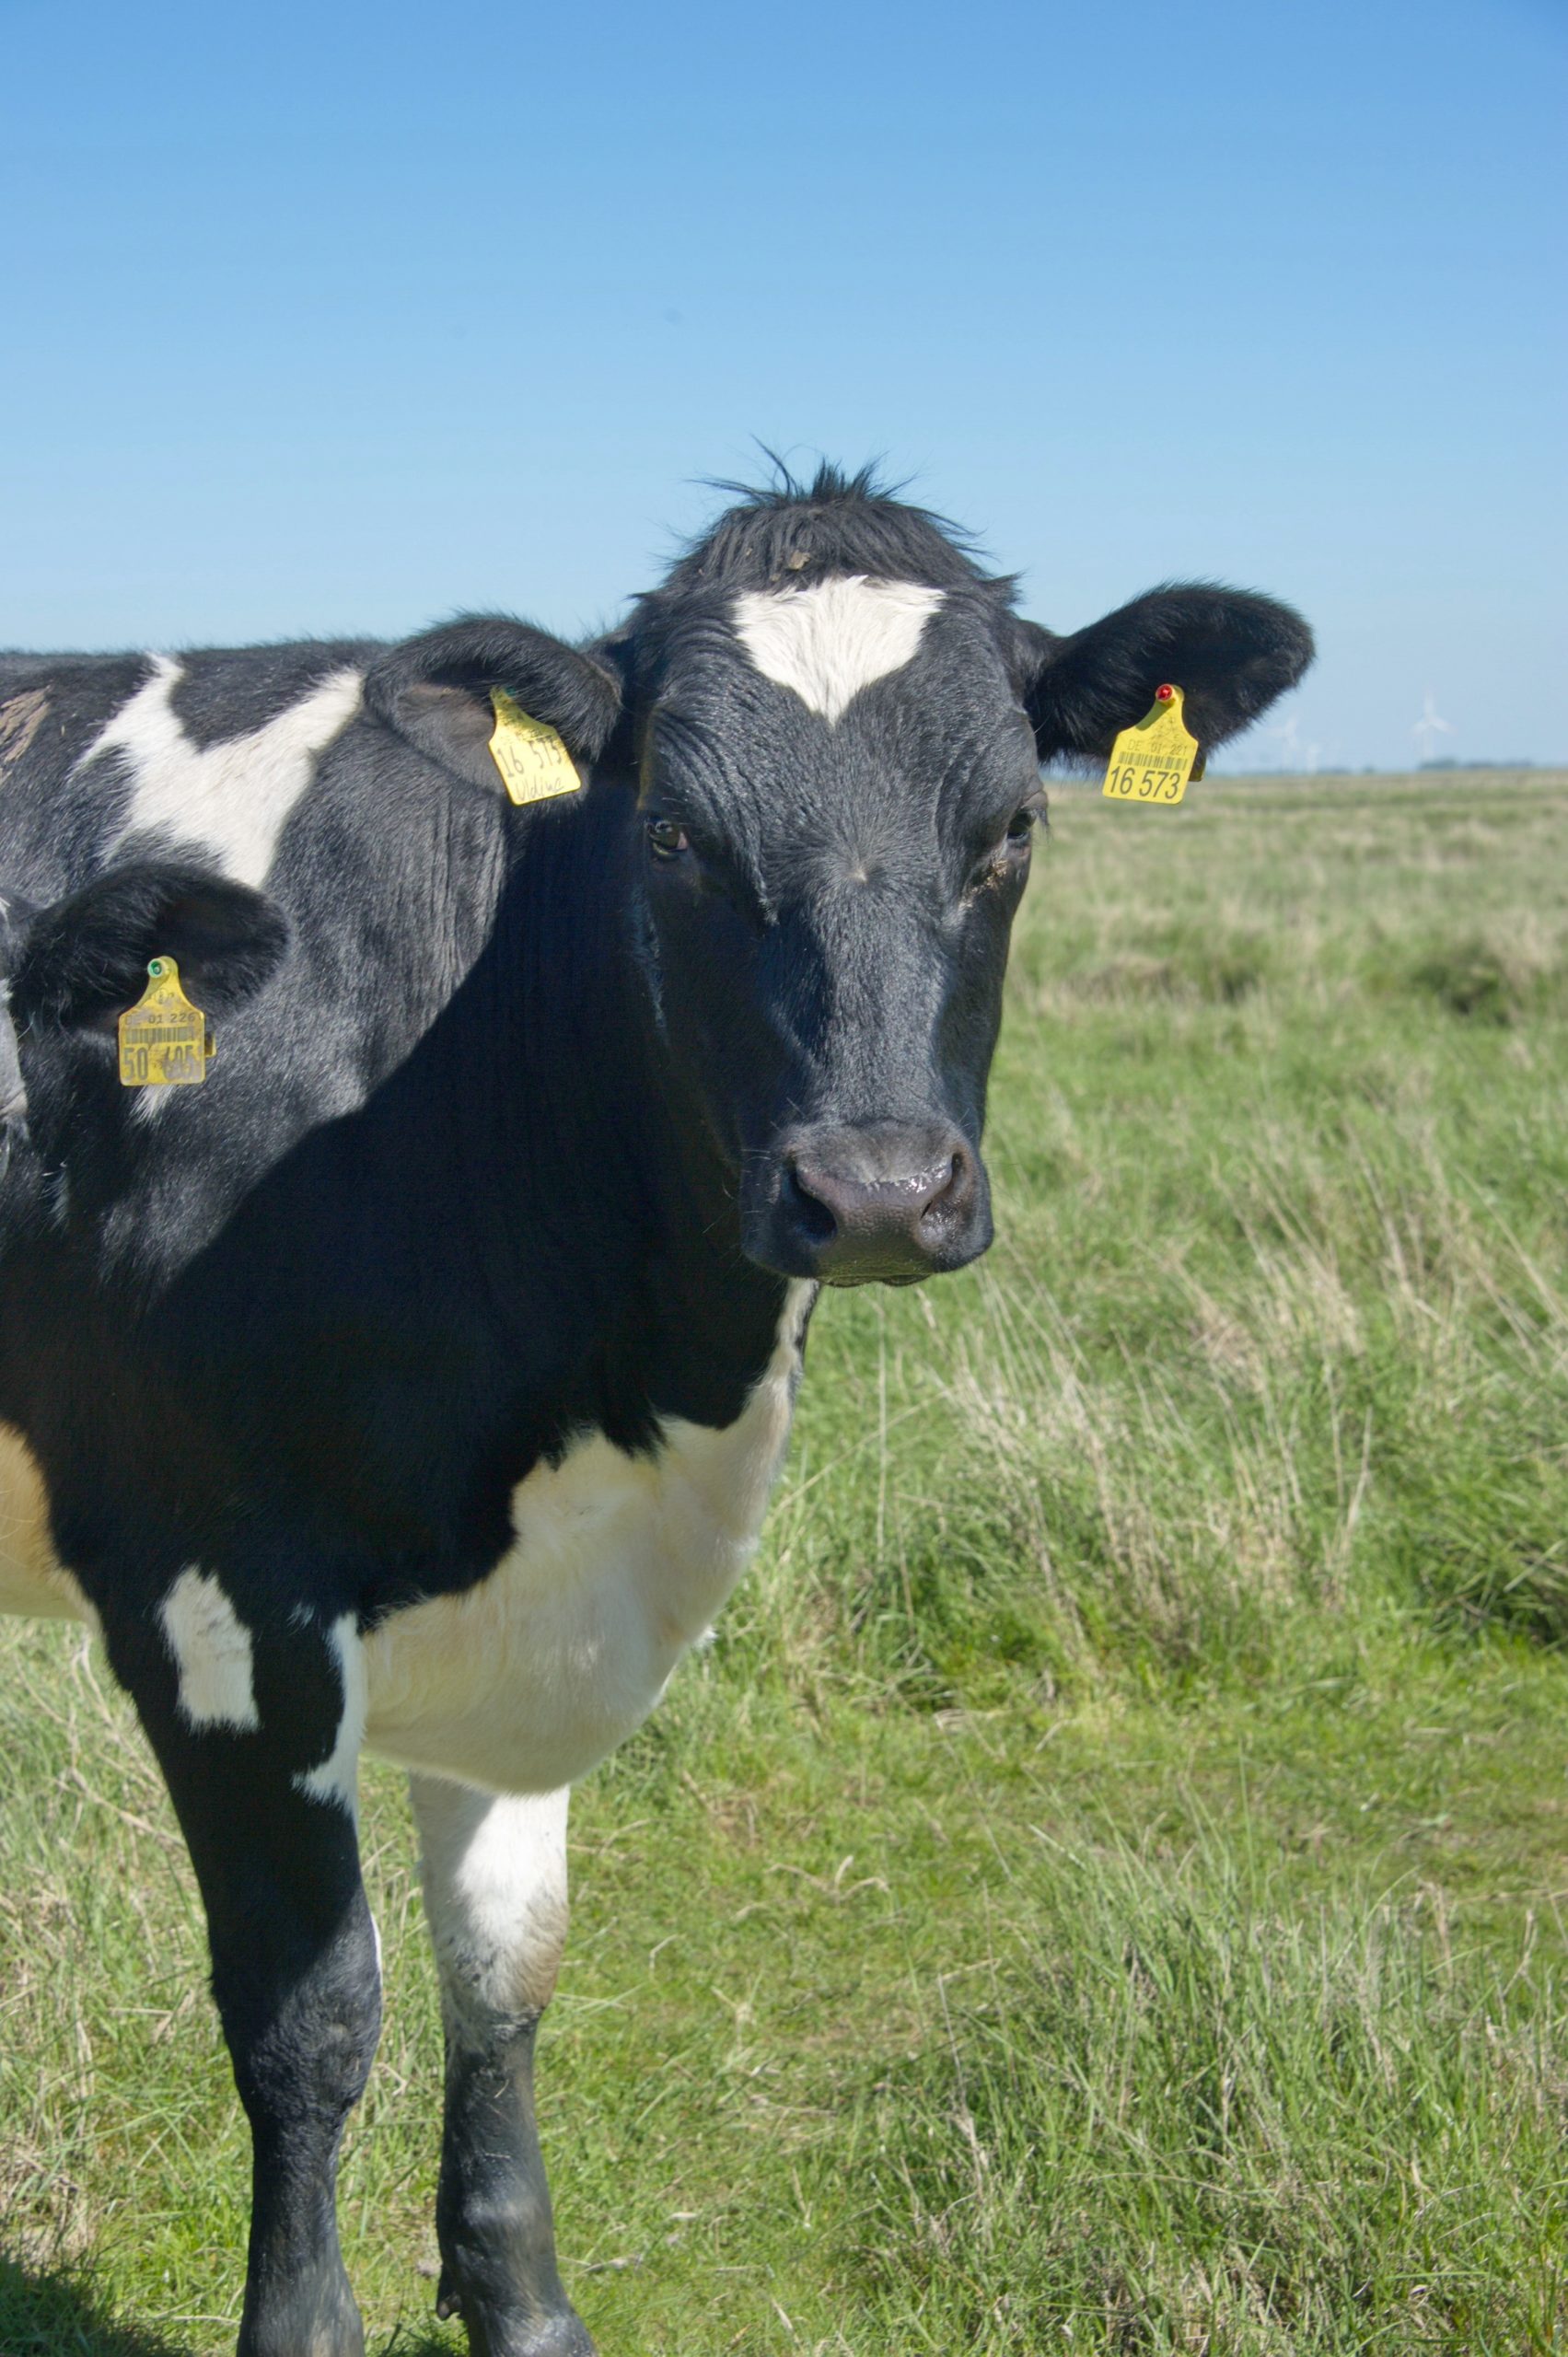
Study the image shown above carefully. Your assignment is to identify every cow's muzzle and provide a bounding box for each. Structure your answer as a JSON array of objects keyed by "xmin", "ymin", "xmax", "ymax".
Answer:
[{"xmin": 744, "ymin": 1120, "xmax": 992, "ymax": 1284}]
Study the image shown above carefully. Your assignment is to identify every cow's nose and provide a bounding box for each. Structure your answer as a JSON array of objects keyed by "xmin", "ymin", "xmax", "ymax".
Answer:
[{"xmin": 772, "ymin": 1120, "xmax": 989, "ymax": 1283}]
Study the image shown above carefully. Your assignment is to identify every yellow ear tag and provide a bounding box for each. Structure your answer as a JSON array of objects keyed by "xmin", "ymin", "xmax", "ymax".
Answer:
[
  {"xmin": 487, "ymin": 691, "xmax": 582, "ymax": 807},
  {"xmin": 1102, "ymin": 684, "xmax": 1203, "ymax": 806},
  {"xmin": 117, "ymin": 957, "xmax": 213, "ymax": 1088}
]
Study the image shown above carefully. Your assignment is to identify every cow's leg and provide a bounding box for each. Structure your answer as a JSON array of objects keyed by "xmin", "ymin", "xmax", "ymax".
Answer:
[
  {"xmin": 112, "ymin": 1599, "xmax": 380, "ymax": 2357},
  {"xmin": 409, "ymin": 1774, "xmax": 592, "ymax": 2357}
]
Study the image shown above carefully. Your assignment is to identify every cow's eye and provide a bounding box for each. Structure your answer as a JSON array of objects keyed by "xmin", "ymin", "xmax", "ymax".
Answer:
[
  {"xmin": 1005, "ymin": 805, "xmax": 1040, "ymax": 843},
  {"xmin": 645, "ymin": 817, "xmax": 690, "ymax": 861}
]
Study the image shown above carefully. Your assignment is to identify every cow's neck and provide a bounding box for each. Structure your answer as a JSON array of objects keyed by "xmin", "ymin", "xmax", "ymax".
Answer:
[{"xmin": 431, "ymin": 785, "xmax": 792, "ymax": 1440}]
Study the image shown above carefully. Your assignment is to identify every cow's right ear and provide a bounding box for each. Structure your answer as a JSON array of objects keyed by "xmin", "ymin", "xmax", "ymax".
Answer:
[
  {"xmin": 9, "ymin": 862, "xmax": 291, "ymax": 1031},
  {"xmin": 364, "ymin": 617, "xmax": 622, "ymax": 795}
]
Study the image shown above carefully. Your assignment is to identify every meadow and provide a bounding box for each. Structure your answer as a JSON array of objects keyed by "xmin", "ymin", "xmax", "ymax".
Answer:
[{"xmin": 3, "ymin": 765, "xmax": 1567, "ymax": 2356}]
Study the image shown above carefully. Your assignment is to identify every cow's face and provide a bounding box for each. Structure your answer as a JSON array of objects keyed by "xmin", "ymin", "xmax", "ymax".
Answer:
[
  {"xmin": 370, "ymin": 479, "xmax": 1312, "ymax": 1287},
  {"xmin": 621, "ymin": 579, "xmax": 1041, "ymax": 1284}
]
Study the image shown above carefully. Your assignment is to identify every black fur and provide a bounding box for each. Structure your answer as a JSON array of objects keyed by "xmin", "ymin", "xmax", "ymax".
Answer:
[
  {"xmin": 435, "ymin": 2026, "xmax": 592, "ymax": 2355},
  {"xmin": 660, "ymin": 459, "xmax": 1001, "ymax": 595}
]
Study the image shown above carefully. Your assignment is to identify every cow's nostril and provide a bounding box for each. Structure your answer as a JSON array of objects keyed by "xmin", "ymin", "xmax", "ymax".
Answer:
[
  {"xmin": 921, "ymin": 1155, "xmax": 958, "ymax": 1212},
  {"xmin": 782, "ymin": 1160, "xmax": 838, "ymax": 1247},
  {"xmin": 918, "ymin": 1148, "xmax": 970, "ymax": 1229}
]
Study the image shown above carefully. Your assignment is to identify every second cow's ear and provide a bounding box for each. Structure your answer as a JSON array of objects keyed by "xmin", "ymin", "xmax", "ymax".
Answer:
[
  {"xmin": 364, "ymin": 618, "xmax": 623, "ymax": 795},
  {"xmin": 1015, "ymin": 586, "xmax": 1314, "ymax": 764},
  {"xmin": 10, "ymin": 862, "xmax": 291, "ymax": 1031}
]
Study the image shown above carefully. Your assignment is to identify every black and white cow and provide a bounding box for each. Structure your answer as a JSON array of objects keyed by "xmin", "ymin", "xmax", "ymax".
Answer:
[{"xmin": 0, "ymin": 468, "xmax": 1310, "ymax": 2355}]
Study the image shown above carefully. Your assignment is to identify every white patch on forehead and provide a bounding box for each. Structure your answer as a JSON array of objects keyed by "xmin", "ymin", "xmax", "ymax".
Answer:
[
  {"xmin": 364, "ymin": 1280, "xmax": 816, "ymax": 1794},
  {"xmin": 82, "ymin": 656, "xmax": 363, "ymax": 888},
  {"xmin": 160, "ymin": 1567, "xmax": 260, "ymax": 1731},
  {"xmin": 731, "ymin": 576, "xmax": 945, "ymax": 724},
  {"xmin": 296, "ymin": 1612, "xmax": 366, "ymax": 1813}
]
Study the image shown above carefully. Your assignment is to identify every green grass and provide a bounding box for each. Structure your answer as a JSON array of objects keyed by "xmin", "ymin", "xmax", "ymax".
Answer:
[{"xmin": 4, "ymin": 766, "xmax": 1568, "ymax": 2353}]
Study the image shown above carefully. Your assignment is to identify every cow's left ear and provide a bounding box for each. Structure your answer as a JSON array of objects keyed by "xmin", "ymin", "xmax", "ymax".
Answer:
[
  {"xmin": 10, "ymin": 862, "xmax": 291, "ymax": 1030},
  {"xmin": 364, "ymin": 617, "xmax": 622, "ymax": 795},
  {"xmin": 1015, "ymin": 586, "xmax": 1314, "ymax": 763}
]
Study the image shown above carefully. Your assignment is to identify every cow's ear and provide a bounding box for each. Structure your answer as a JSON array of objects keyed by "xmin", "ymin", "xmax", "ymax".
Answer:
[
  {"xmin": 1015, "ymin": 586, "xmax": 1313, "ymax": 764},
  {"xmin": 10, "ymin": 863, "xmax": 291, "ymax": 1030},
  {"xmin": 364, "ymin": 617, "xmax": 622, "ymax": 795}
]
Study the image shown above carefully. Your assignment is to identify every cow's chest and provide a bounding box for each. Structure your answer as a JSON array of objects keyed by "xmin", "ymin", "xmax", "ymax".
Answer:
[{"xmin": 360, "ymin": 1286, "xmax": 810, "ymax": 1794}]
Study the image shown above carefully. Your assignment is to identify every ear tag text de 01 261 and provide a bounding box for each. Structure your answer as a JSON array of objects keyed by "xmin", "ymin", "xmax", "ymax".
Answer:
[
  {"xmin": 1102, "ymin": 684, "xmax": 1204, "ymax": 806},
  {"xmin": 487, "ymin": 690, "xmax": 583, "ymax": 807},
  {"xmin": 118, "ymin": 956, "xmax": 214, "ymax": 1088}
]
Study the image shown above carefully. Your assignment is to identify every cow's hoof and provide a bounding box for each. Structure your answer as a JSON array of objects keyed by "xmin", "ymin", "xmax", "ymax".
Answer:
[{"xmin": 436, "ymin": 2267, "xmax": 595, "ymax": 2357}]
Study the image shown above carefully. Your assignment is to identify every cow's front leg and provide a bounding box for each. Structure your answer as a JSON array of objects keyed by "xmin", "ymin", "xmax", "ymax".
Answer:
[
  {"xmin": 114, "ymin": 1597, "xmax": 380, "ymax": 2357},
  {"xmin": 410, "ymin": 1774, "xmax": 592, "ymax": 2357}
]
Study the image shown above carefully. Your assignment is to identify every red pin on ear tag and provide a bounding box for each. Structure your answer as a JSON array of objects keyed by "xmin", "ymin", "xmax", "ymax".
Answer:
[{"xmin": 1102, "ymin": 684, "xmax": 1203, "ymax": 805}]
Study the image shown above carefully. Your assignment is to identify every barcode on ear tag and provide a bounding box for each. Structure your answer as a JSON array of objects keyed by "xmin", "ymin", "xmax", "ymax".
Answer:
[
  {"xmin": 487, "ymin": 691, "xmax": 583, "ymax": 807},
  {"xmin": 118, "ymin": 957, "xmax": 212, "ymax": 1087},
  {"xmin": 1102, "ymin": 684, "xmax": 1202, "ymax": 807}
]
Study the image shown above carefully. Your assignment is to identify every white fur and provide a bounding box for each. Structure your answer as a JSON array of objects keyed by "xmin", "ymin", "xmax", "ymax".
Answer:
[
  {"xmin": 160, "ymin": 1567, "xmax": 260, "ymax": 1732},
  {"xmin": 83, "ymin": 656, "xmax": 363, "ymax": 888},
  {"xmin": 296, "ymin": 1612, "xmax": 366, "ymax": 1812},
  {"xmin": 363, "ymin": 1283, "xmax": 815, "ymax": 1794},
  {"xmin": 411, "ymin": 1776, "xmax": 571, "ymax": 2037},
  {"xmin": 731, "ymin": 576, "xmax": 944, "ymax": 723}
]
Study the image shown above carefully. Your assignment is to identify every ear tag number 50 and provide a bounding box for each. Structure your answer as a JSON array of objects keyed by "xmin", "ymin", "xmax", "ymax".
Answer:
[
  {"xmin": 118, "ymin": 957, "xmax": 214, "ymax": 1088},
  {"xmin": 1102, "ymin": 684, "xmax": 1204, "ymax": 807}
]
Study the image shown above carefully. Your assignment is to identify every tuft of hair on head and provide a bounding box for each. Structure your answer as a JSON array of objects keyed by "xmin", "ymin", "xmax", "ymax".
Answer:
[{"xmin": 656, "ymin": 454, "xmax": 1011, "ymax": 601}]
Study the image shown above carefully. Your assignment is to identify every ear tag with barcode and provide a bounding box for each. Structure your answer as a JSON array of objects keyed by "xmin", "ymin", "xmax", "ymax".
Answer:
[
  {"xmin": 1102, "ymin": 684, "xmax": 1202, "ymax": 806},
  {"xmin": 487, "ymin": 691, "xmax": 582, "ymax": 807},
  {"xmin": 118, "ymin": 957, "xmax": 213, "ymax": 1088}
]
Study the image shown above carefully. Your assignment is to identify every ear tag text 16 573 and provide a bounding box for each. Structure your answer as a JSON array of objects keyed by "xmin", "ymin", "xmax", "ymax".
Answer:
[
  {"xmin": 1102, "ymin": 684, "xmax": 1204, "ymax": 806},
  {"xmin": 487, "ymin": 691, "xmax": 582, "ymax": 807},
  {"xmin": 118, "ymin": 957, "xmax": 213, "ymax": 1087}
]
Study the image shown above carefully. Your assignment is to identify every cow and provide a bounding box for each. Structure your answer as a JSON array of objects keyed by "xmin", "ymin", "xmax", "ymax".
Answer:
[{"xmin": 0, "ymin": 466, "xmax": 1312, "ymax": 2356}]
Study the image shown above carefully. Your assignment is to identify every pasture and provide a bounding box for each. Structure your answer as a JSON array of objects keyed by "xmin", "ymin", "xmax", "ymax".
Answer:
[{"xmin": 3, "ymin": 764, "xmax": 1566, "ymax": 2355}]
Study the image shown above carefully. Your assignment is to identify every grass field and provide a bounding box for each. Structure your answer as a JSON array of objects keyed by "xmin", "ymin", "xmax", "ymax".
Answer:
[{"xmin": 4, "ymin": 766, "xmax": 1568, "ymax": 2355}]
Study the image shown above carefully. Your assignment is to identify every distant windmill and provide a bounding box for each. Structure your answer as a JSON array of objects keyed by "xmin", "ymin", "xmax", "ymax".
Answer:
[
  {"xmin": 1412, "ymin": 690, "xmax": 1455, "ymax": 764},
  {"xmin": 1266, "ymin": 712, "xmax": 1303, "ymax": 772}
]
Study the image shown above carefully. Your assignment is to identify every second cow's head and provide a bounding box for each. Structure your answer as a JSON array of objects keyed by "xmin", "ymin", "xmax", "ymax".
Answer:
[{"xmin": 369, "ymin": 470, "xmax": 1312, "ymax": 1287}]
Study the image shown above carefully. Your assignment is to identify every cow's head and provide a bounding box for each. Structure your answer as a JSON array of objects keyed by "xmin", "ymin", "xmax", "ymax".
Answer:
[{"xmin": 370, "ymin": 469, "xmax": 1312, "ymax": 1285}]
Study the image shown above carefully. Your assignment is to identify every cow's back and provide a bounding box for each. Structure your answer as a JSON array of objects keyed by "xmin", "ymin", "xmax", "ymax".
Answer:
[{"xmin": 0, "ymin": 643, "xmax": 381, "ymax": 905}]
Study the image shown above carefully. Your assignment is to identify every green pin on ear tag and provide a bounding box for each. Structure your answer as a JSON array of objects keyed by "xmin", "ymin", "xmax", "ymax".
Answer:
[
  {"xmin": 487, "ymin": 691, "xmax": 583, "ymax": 807},
  {"xmin": 1102, "ymin": 684, "xmax": 1203, "ymax": 806},
  {"xmin": 117, "ymin": 957, "xmax": 213, "ymax": 1087}
]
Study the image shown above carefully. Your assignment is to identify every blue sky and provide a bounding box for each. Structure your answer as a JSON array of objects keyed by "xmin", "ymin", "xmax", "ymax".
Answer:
[{"xmin": 2, "ymin": 0, "xmax": 1562, "ymax": 767}]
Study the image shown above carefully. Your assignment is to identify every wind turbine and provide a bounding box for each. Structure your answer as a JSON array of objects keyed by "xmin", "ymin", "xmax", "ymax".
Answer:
[
  {"xmin": 1412, "ymin": 690, "xmax": 1455, "ymax": 765},
  {"xmin": 1267, "ymin": 711, "xmax": 1303, "ymax": 772}
]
